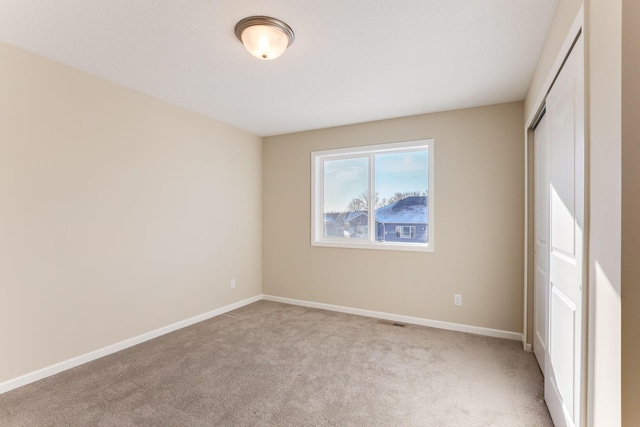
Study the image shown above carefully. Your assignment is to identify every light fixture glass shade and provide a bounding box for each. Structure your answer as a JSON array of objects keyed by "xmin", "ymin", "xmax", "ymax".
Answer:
[
  {"xmin": 235, "ymin": 16, "xmax": 294, "ymax": 61},
  {"xmin": 241, "ymin": 25, "xmax": 288, "ymax": 60}
]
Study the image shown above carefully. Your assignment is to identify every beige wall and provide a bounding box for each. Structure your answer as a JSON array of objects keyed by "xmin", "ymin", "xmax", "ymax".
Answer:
[
  {"xmin": 0, "ymin": 42, "xmax": 263, "ymax": 384},
  {"xmin": 263, "ymin": 103, "xmax": 525, "ymax": 333},
  {"xmin": 621, "ymin": 0, "xmax": 640, "ymax": 423},
  {"xmin": 588, "ymin": 0, "xmax": 625, "ymax": 424}
]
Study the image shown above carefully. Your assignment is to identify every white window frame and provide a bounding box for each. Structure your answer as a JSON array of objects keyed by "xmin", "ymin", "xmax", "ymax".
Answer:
[{"xmin": 311, "ymin": 139, "xmax": 435, "ymax": 252}]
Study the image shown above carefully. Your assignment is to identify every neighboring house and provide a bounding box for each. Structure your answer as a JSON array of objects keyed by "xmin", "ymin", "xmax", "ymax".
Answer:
[
  {"xmin": 342, "ymin": 210, "xmax": 368, "ymax": 238},
  {"xmin": 323, "ymin": 196, "xmax": 428, "ymax": 243},
  {"xmin": 375, "ymin": 196, "xmax": 428, "ymax": 243},
  {"xmin": 323, "ymin": 213, "xmax": 345, "ymax": 237}
]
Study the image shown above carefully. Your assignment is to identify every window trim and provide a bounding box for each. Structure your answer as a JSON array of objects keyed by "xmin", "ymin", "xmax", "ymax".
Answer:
[{"xmin": 311, "ymin": 139, "xmax": 435, "ymax": 252}]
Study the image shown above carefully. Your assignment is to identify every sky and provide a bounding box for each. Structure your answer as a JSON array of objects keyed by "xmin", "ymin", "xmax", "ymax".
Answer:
[{"xmin": 323, "ymin": 150, "xmax": 428, "ymax": 212}]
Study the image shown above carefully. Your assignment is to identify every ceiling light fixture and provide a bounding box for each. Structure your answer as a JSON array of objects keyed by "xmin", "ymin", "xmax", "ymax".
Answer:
[{"xmin": 234, "ymin": 16, "xmax": 294, "ymax": 60}]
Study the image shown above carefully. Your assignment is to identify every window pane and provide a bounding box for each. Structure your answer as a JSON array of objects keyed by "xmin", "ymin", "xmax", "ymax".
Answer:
[
  {"xmin": 323, "ymin": 157, "xmax": 369, "ymax": 240},
  {"xmin": 312, "ymin": 139, "xmax": 434, "ymax": 252},
  {"xmin": 374, "ymin": 150, "xmax": 428, "ymax": 243}
]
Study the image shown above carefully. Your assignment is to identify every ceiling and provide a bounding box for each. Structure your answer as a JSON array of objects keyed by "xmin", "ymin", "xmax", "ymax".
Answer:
[{"xmin": 0, "ymin": 0, "xmax": 559, "ymax": 137}]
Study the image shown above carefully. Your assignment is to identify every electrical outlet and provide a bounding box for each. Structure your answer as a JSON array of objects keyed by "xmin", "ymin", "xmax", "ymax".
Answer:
[
  {"xmin": 231, "ymin": 279, "xmax": 236, "ymax": 289},
  {"xmin": 454, "ymin": 294, "xmax": 462, "ymax": 306}
]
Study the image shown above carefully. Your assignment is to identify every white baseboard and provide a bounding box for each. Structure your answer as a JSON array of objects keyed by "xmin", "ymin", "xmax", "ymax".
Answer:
[
  {"xmin": 1, "ymin": 293, "xmax": 524, "ymax": 395},
  {"xmin": 0, "ymin": 294, "xmax": 261, "ymax": 395},
  {"xmin": 262, "ymin": 294, "xmax": 524, "ymax": 342}
]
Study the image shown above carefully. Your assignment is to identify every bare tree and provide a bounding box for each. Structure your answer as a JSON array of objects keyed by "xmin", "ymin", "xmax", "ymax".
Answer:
[
  {"xmin": 346, "ymin": 190, "xmax": 428, "ymax": 211},
  {"xmin": 345, "ymin": 192, "xmax": 379, "ymax": 212}
]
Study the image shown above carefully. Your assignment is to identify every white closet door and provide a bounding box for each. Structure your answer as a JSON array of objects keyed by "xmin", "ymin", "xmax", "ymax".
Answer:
[
  {"xmin": 544, "ymin": 34, "xmax": 585, "ymax": 427},
  {"xmin": 533, "ymin": 114, "xmax": 549, "ymax": 374}
]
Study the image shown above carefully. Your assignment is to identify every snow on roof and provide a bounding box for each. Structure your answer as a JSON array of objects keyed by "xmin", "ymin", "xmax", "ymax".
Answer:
[
  {"xmin": 324, "ymin": 197, "xmax": 427, "ymax": 224},
  {"xmin": 374, "ymin": 196, "xmax": 428, "ymax": 223}
]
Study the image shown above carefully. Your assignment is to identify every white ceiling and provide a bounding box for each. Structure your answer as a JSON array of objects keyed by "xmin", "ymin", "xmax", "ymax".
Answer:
[{"xmin": 0, "ymin": 0, "xmax": 559, "ymax": 137}]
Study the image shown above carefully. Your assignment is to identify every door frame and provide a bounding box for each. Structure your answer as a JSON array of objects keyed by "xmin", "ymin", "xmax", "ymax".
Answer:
[{"xmin": 522, "ymin": 3, "xmax": 587, "ymax": 425}]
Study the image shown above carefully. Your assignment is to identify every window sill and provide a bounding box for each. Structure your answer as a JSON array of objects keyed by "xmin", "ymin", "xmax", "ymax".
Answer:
[{"xmin": 311, "ymin": 240, "xmax": 433, "ymax": 253}]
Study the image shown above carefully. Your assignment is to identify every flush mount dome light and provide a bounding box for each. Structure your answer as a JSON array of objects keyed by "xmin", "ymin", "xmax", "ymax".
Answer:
[{"xmin": 234, "ymin": 16, "xmax": 294, "ymax": 60}]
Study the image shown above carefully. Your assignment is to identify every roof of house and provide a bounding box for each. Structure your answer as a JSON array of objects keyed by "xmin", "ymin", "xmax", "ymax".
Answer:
[
  {"xmin": 343, "ymin": 211, "xmax": 368, "ymax": 223},
  {"xmin": 327, "ymin": 197, "xmax": 428, "ymax": 225},
  {"xmin": 323, "ymin": 213, "xmax": 342, "ymax": 223},
  {"xmin": 375, "ymin": 196, "xmax": 428, "ymax": 224}
]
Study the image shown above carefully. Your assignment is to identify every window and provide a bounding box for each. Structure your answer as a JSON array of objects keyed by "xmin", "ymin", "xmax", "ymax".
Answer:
[
  {"xmin": 312, "ymin": 139, "xmax": 434, "ymax": 252},
  {"xmin": 396, "ymin": 226, "xmax": 415, "ymax": 239}
]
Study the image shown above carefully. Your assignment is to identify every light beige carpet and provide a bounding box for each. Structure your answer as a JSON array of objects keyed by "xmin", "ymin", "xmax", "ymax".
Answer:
[{"xmin": 0, "ymin": 301, "xmax": 553, "ymax": 426}]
